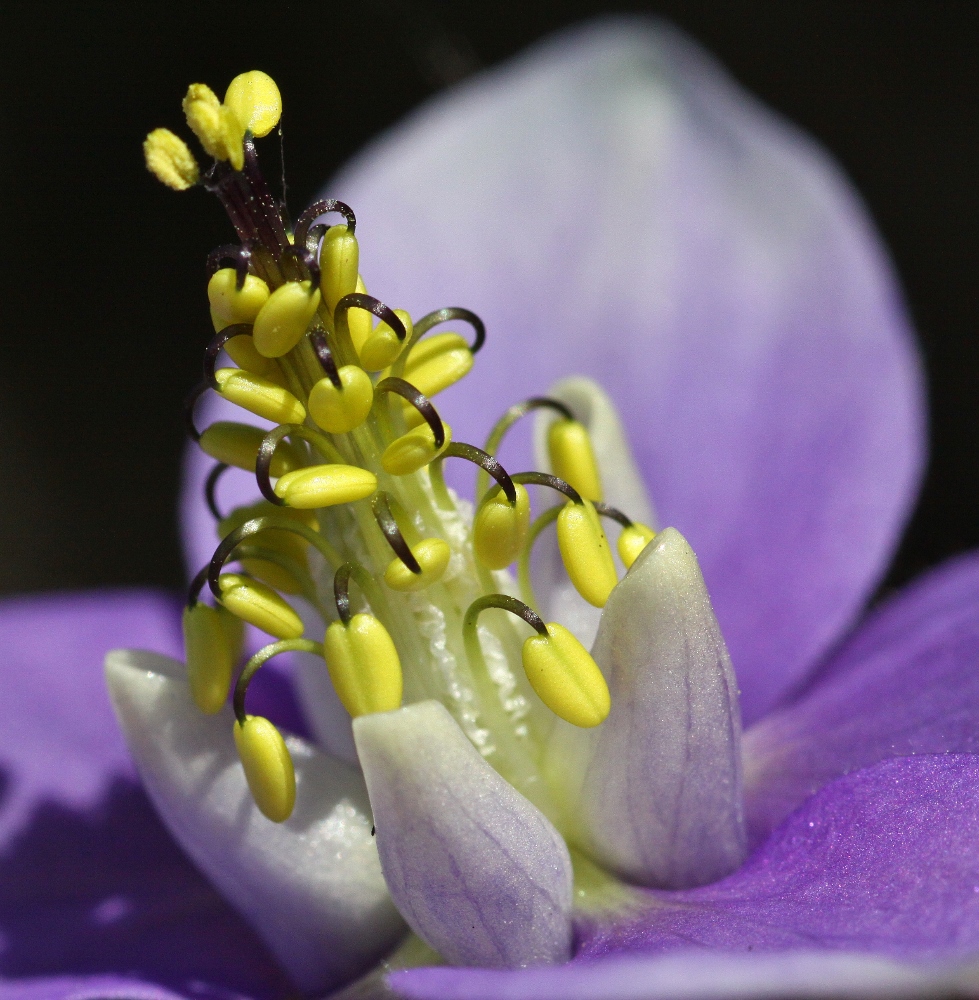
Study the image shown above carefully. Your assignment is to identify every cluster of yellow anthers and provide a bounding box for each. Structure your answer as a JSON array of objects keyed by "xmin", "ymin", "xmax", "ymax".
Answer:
[{"xmin": 145, "ymin": 71, "xmax": 657, "ymax": 826}]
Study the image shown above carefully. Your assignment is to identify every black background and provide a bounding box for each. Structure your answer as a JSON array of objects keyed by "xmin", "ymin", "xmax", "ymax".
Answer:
[{"xmin": 0, "ymin": 1, "xmax": 976, "ymax": 598}]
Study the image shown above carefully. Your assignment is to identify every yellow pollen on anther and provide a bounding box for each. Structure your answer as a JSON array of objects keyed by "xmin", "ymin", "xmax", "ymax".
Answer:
[
  {"xmin": 556, "ymin": 499, "xmax": 618, "ymax": 607},
  {"xmin": 347, "ymin": 276, "xmax": 373, "ymax": 354},
  {"xmin": 384, "ymin": 538, "xmax": 451, "ymax": 592},
  {"xmin": 218, "ymin": 573, "xmax": 304, "ymax": 640},
  {"xmin": 223, "ymin": 71, "xmax": 282, "ymax": 138},
  {"xmin": 324, "ymin": 614, "xmax": 403, "ymax": 717},
  {"xmin": 399, "ymin": 333, "xmax": 474, "ymax": 426},
  {"xmin": 548, "ymin": 419, "xmax": 603, "ymax": 502},
  {"xmin": 234, "ymin": 715, "xmax": 296, "ymax": 822},
  {"xmin": 252, "ymin": 280, "xmax": 321, "ymax": 358},
  {"xmin": 199, "ymin": 422, "xmax": 303, "ymax": 476},
  {"xmin": 143, "ymin": 128, "xmax": 199, "ymax": 190},
  {"xmin": 522, "ymin": 622, "xmax": 610, "ymax": 728},
  {"xmin": 182, "ymin": 603, "xmax": 235, "ymax": 714},
  {"xmin": 183, "ymin": 83, "xmax": 245, "ymax": 169},
  {"xmin": 360, "ymin": 309, "xmax": 412, "ymax": 372},
  {"xmin": 618, "ymin": 523, "xmax": 657, "ymax": 569},
  {"xmin": 381, "ymin": 422, "xmax": 452, "ymax": 476},
  {"xmin": 319, "ymin": 225, "xmax": 360, "ymax": 314},
  {"xmin": 473, "ymin": 483, "xmax": 531, "ymax": 570},
  {"xmin": 208, "ymin": 268, "xmax": 271, "ymax": 326},
  {"xmin": 213, "ymin": 368, "xmax": 306, "ymax": 425},
  {"xmin": 307, "ymin": 366, "xmax": 374, "ymax": 434},
  {"xmin": 272, "ymin": 464, "xmax": 378, "ymax": 508}
]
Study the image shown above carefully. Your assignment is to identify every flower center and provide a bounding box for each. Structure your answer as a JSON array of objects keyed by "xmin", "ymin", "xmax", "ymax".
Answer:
[{"xmin": 146, "ymin": 71, "xmax": 657, "ymax": 829}]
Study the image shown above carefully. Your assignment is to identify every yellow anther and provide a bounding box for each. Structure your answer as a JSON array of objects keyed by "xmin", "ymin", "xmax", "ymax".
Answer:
[
  {"xmin": 208, "ymin": 268, "xmax": 271, "ymax": 326},
  {"xmin": 183, "ymin": 83, "xmax": 245, "ymax": 169},
  {"xmin": 324, "ymin": 614, "xmax": 403, "ymax": 718},
  {"xmin": 218, "ymin": 502, "xmax": 318, "ymax": 596},
  {"xmin": 199, "ymin": 422, "xmax": 303, "ymax": 476},
  {"xmin": 473, "ymin": 483, "xmax": 531, "ymax": 570},
  {"xmin": 182, "ymin": 603, "xmax": 234, "ymax": 714},
  {"xmin": 307, "ymin": 366, "xmax": 374, "ymax": 434},
  {"xmin": 400, "ymin": 333, "xmax": 474, "ymax": 426},
  {"xmin": 617, "ymin": 523, "xmax": 657, "ymax": 569},
  {"xmin": 360, "ymin": 309, "xmax": 412, "ymax": 372},
  {"xmin": 548, "ymin": 419, "xmax": 603, "ymax": 502},
  {"xmin": 213, "ymin": 368, "xmax": 306, "ymax": 424},
  {"xmin": 252, "ymin": 280, "xmax": 321, "ymax": 358},
  {"xmin": 381, "ymin": 422, "xmax": 452, "ymax": 477},
  {"xmin": 273, "ymin": 464, "xmax": 378, "ymax": 509},
  {"xmin": 143, "ymin": 128, "xmax": 199, "ymax": 190},
  {"xmin": 384, "ymin": 538, "xmax": 451, "ymax": 592},
  {"xmin": 556, "ymin": 499, "xmax": 618, "ymax": 608},
  {"xmin": 224, "ymin": 71, "xmax": 282, "ymax": 138},
  {"xmin": 233, "ymin": 715, "xmax": 296, "ymax": 822},
  {"xmin": 522, "ymin": 622, "xmax": 610, "ymax": 728},
  {"xmin": 218, "ymin": 572, "xmax": 304, "ymax": 640},
  {"xmin": 348, "ymin": 275, "xmax": 372, "ymax": 354},
  {"xmin": 319, "ymin": 225, "xmax": 359, "ymax": 314},
  {"xmin": 212, "ymin": 327, "xmax": 281, "ymax": 381}
]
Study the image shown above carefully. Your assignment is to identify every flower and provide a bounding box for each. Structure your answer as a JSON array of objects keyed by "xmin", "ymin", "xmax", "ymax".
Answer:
[{"xmin": 3, "ymin": 16, "xmax": 978, "ymax": 1000}]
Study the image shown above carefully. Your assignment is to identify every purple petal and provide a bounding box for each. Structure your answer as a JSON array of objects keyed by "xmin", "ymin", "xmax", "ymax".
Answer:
[
  {"xmin": 744, "ymin": 551, "xmax": 979, "ymax": 844},
  {"xmin": 0, "ymin": 589, "xmax": 182, "ymax": 846},
  {"xmin": 353, "ymin": 701, "xmax": 573, "ymax": 968},
  {"xmin": 0, "ymin": 591, "xmax": 292, "ymax": 999},
  {"xmin": 579, "ymin": 755, "xmax": 979, "ymax": 963},
  {"xmin": 391, "ymin": 950, "xmax": 937, "ymax": 1000},
  {"xmin": 545, "ymin": 528, "xmax": 744, "ymax": 888},
  {"xmin": 0, "ymin": 976, "xmax": 199, "ymax": 1000},
  {"xmin": 317, "ymin": 17, "xmax": 921, "ymax": 724}
]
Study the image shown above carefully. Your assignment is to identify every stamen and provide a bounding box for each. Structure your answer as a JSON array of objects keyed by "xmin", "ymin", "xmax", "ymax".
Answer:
[
  {"xmin": 280, "ymin": 241, "xmax": 321, "ymax": 287},
  {"xmin": 592, "ymin": 502, "xmax": 633, "ymax": 529},
  {"xmin": 436, "ymin": 442, "xmax": 517, "ymax": 504},
  {"xmin": 511, "ymin": 471, "xmax": 583, "ymax": 506},
  {"xmin": 375, "ymin": 377, "xmax": 445, "ymax": 449},
  {"xmin": 204, "ymin": 462, "xmax": 230, "ymax": 520},
  {"xmin": 335, "ymin": 293, "xmax": 408, "ymax": 370},
  {"xmin": 309, "ymin": 330, "xmax": 342, "ymax": 389},
  {"xmin": 204, "ymin": 325, "xmax": 253, "ymax": 388},
  {"xmin": 183, "ymin": 381, "xmax": 209, "ymax": 441},
  {"xmin": 399, "ymin": 306, "xmax": 486, "ymax": 362},
  {"xmin": 233, "ymin": 638, "xmax": 325, "ymax": 726},
  {"xmin": 206, "ymin": 243, "xmax": 252, "ymax": 286},
  {"xmin": 255, "ymin": 424, "xmax": 345, "ymax": 506},
  {"xmin": 371, "ymin": 492, "xmax": 422, "ymax": 574},
  {"xmin": 292, "ymin": 198, "xmax": 356, "ymax": 250}
]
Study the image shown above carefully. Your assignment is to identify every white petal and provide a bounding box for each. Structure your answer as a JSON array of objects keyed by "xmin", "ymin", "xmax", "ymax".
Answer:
[
  {"xmin": 544, "ymin": 528, "xmax": 745, "ymax": 888},
  {"xmin": 104, "ymin": 648, "xmax": 405, "ymax": 995},
  {"xmin": 353, "ymin": 700, "xmax": 573, "ymax": 968}
]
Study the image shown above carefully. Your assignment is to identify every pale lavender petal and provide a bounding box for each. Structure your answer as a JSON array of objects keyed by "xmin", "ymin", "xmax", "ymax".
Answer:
[
  {"xmin": 313, "ymin": 17, "xmax": 921, "ymax": 724},
  {"xmin": 0, "ymin": 589, "xmax": 182, "ymax": 846},
  {"xmin": 0, "ymin": 977, "xmax": 197, "ymax": 1000},
  {"xmin": 578, "ymin": 756, "xmax": 979, "ymax": 963},
  {"xmin": 353, "ymin": 700, "xmax": 573, "ymax": 968},
  {"xmin": 545, "ymin": 528, "xmax": 744, "ymax": 888},
  {"xmin": 744, "ymin": 550, "xmax": 979, "ymax": 844},
  {"xmin": 106, "ymin": 649, "xmax": 406, "ymax": 996},
  {"xmin": 391, "ymin": 950, "xmax": 939, "ymax": 1000}
]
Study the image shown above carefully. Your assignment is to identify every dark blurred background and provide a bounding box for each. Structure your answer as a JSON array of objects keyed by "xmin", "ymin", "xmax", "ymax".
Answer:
[{"xmin": 0, "ymin": 0, "xmax": 975, "ymax": 597}]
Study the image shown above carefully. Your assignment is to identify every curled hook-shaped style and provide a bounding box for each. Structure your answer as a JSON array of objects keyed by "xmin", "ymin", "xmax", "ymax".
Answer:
[
  {"xmin": 511, "ymin": 471, "xmax": 583, "ymax": 506},
  {"xmin": 371, "ymin": 492, "xmax": 421, "ymax": 575},
  {"xmin": 233, "ymin": 637, "xmax": 324, "ymax": 725},
  {"xmin": 281, "ymin": 242, "xmax": 321, "ymax": 286},
  {"xmin": 184, "ymin": 381, "xmax": 209, "ymax": 442},
  {"xmin": 374, "ymin": 377, "xmax": 445, "ymax": 448},
  {"xmin": 413, "ymin": 306, "xmax": 486, "ymax": 355},
  {"xmin": 309, "ymin": 330, "xmax": 342, "ymax": 389},
  {"xmin": 203, "ymin": 324, "xmax": 254, "ymax": 389},
  {"xmin": 464, "ymin": 593, "xmax": 549, "ymax": 639},
  {"xmin": 332, "ymin": 562, "xmax": 380, "ymax": 626},
  {"xmin": 206, "ymin": 242, "xmax": 253, "ymax": 288},
  {"xmin": 592, "ymin": 501, "xmax": 633, "ymax": 529},
  {"xmin": 335, "ymin": 293, "xmax": 407, "ymax": 342},
  {"xmin": 293, "ymin": 198, "xmax": 357, "ymax": 250},
  {"xmin": 439, "ymin": 442, "xmax": 516, "ymax": 504},
  {"xmin": 205, "ymin": 462, "xmax": 231, "ymax": 520}
]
